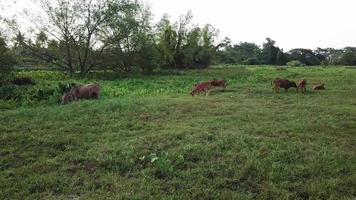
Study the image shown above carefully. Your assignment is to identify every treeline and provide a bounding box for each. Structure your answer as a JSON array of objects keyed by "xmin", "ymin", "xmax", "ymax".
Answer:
[
  {"xmin": 219, "ymin": 38, "xmax": 356, "ymax": 66},
  {"xmin": 1, "ymin": 0, "xmax": 356, "ymax": 79},
  {"xmin": 0, "ymin": 0, "xmax": 227, "ymax": 77}
]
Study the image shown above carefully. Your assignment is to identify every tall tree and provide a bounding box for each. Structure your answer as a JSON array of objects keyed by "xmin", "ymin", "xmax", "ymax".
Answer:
[
  {"xmin": 26, "ymin": 0, "xmax": 130, "ymax": 75},
  {"xmin": 218, "ymin": 42, "xmax": 261, "ymax": 65},
  {"xmin": 262, "ymin": 38, "xmax": 281, "ymax": 65},
  {"xmin": 287, "ymin": 48, "xmax": 321, "ymax": 65},
  {"xmin": 100, "ymin": 1, "xmax": 156, "ymax": 73},
  {"xmin": 156, "ymin": 13, "xmax": 224, "ymax": 69},
  {"xmin": 338, "ymin": 47, "xmax": 356, "ymax": 65},
  {"xmin": 0, "ymin": 34, "xmax": 16, "ymax": 82}
]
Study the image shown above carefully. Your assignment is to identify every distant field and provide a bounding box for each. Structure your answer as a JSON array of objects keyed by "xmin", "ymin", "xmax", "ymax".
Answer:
[{"xmin": 1, "ymin": 66, "xmax": 355, "ymax": 199}]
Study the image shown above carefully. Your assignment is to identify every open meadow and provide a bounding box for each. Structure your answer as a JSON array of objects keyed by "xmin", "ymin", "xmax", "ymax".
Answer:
[{"xmin": 1, "ymin": 66, "xmax": 355, "ymax": 199}]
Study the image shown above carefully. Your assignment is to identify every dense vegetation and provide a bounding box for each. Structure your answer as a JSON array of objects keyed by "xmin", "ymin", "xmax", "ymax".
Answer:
[
  {"xmin": 219, "ymin": 39, "xmax": 356, "ymax": 66},
  {"xmin": 1, "ymin": 66, "xmax": 355, "ymax": 199},
  {"xmin": 1, "ymin": 0, "xmax": 356, "ymax": 199},
  {"xmin": 1, "ymin": 0, "xmax": 356, "ymax": 79}
]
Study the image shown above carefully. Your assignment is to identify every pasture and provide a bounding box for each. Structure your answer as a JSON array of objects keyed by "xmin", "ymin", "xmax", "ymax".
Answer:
[{"xmin": 1, "ymin": 66, "xmax": 355, "ymax": 199}]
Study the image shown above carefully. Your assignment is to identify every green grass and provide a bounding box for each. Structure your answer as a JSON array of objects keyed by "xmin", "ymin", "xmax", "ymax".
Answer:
[{"xmin": 1, "ymin": 66, "xmax": 355, "ymax": 199}]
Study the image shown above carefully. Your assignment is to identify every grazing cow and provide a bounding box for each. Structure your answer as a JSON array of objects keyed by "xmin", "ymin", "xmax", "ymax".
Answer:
[
  {"xmin": 62, "ymin": 83, "xmax": 101, "ymax": 104},
  {"xmin": 297, "ymin": 79, "xmax": 307, "ymax": 93},
  {"xmin": 313, "ymin": 83, "xmax": 325, "ymax": 90},
  {"xmin": 210, "ymin": 79, "xmax": 228, "ymax": 88},
  {"xmin": 272, "ymin": 78, "xmax": 297, "ymax": 93},
  {"xmin": 191, "ymin": 81, "xmax": 213, "ymax": 96}
]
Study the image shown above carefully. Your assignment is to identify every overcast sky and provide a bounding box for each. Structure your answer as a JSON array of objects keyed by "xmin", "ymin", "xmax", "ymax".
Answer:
[{"xmin": 2, "ymin": 0, "xmax": 356, "ymax": 50}]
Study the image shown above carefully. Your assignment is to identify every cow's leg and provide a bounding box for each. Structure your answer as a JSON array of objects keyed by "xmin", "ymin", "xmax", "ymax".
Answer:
[
  {"xmin": 274, "ymin": 85, "xmax": 279, "ymax": 93},
  {"xmin": 92, "ymin": 92, "xmax": 99, "ymax": 99},
  {"xmin": 285, "ymin": 88, "xmax": 288, "ymax": 92},
  {"xmin": 205, "ymin": 90, "xmax": 210, "ymax": 96}
]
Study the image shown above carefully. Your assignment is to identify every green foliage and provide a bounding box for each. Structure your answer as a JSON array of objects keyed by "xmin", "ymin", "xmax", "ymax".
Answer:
[
  {"xmin": 286, "ymin": 60, "xmax": 305, "ymax": 67},
  {"xmin": 0, "ymin": 35, "xmax": 16, "ymax": 82},
  {"xmin": 220, "ymin": 42, "xmax": 262, "ymax": 65},
  {"xmin": 287, "ymin": 48, "xmax": 322, "ymax": 66},
  {"xmin": 0, "ymin": 66, "xmax": 355, "ymax": 199},
  {"xmin": 262, "ymin": 38, "xmax": 282, "ymax": 65},
  {"xmin": 338, "ymin": 47, "xmax": 356, "ymax": 65},
  {"xmin": 156, "ymin": 14, "xmax": 222, "ymax": 69},
  {"xmin": 0, "ymin": 81, "xmax": 74, "ymax": 106}
]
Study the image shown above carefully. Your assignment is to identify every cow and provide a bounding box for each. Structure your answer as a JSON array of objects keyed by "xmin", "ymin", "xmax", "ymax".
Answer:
[
  {"xmin": 61, "ymin": 83, "xmax": 101, "ymax": 104},
  {"xmin": 210, "ymin": 79, "xmax": 228, "ymax": 88},
  {"xmin": 297, "ymin": 79, "xmax": 307, "ymax": 93},
  {"xmin": 190, "ymin": 81, "xmax": 213, "ymax": 96},
  {"xmin": 272, "ymin": 78, "xmax": 297, "ymax": 93},
  {"xmin": 313, "ymin": 83, "xmax": 325, "ymax": 90}
]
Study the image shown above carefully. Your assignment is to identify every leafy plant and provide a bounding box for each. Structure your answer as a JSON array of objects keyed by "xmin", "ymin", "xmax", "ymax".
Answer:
[{"xmin": 287, "ymin": 60, "xmax": 305, "ymax": 67}]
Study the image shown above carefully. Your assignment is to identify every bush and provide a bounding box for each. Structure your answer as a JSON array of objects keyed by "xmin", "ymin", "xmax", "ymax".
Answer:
[
  {"xmin": 11, "ymin": 77, "xmax": 36, "ymax": 86},
  {"xmin": 286, "ymin": 60, "xmax": 305, "ymax": 67},
  {"xmin": 0, "ymin": 36, "xmax": 16, "ymax": 84},
  {"xmin": 243, "ymin": 57, "xmax": 260, "ymax": 65},
  {"xmin": 0, "ymin": 81, "xmax": 78, "ymax": 106}
]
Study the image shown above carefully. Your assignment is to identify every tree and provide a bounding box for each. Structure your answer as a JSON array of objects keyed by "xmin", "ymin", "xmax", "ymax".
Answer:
[
  {"xmin": 275, "ymin": 50, "xmax": 288, "ymax": 65},
  {"xmin": 35, "ymin": 31, "xmax": 48, "ymax": 48},
  {"xmin": 218, "ymin": 42, "xmax": 261, "ymax": 65},
  {"xmin": 24, "ymin": 0, "xmax": 131, "ymax": 75},
  {"xmin": 287, "ymin": 48, "xmax": 321, "ymax": 66},
  {"xmin": 338, "ymin": 47, "xmax": 356, "ymax": 65},
  {"xmin": 156, "ymin": 14, "xmax": 178, "ymax": 69},
  {"xmin": 156, "ymin": 13, "xmax": 224, "ymax": 69},
  {"xmin": 314, "ymin": 48, "xmax": 343, "ymax": 65},
  {"xmin": 99, "ymin": 1, "xmax": 157, "ymax": 74},
  {"xmin": 0, "ymin": 34, "xmax": 16, "ymax": 82},
  {"xmin": 261, "ymin": 38, "xmax": 282, "ymax": 65}
]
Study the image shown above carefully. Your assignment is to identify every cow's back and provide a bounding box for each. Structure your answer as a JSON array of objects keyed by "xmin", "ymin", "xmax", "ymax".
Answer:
[
  {"xmin": 75, "ymin": 84, "xmax": 100, "ymax": 99},
  {"xmin": 275, "ymin": 78, "xmax": 291, "ymax": 88}
]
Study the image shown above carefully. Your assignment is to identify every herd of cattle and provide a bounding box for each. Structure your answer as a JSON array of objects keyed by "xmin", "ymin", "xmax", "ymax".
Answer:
[{"xmin": 61, "ymin": 78, "xmax": 325, "ymax": 104}]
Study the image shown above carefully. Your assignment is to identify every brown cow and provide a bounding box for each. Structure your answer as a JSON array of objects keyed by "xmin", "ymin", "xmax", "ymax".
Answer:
[
  {"xmin": 313, "ymin": 83, "xmax": 325, "ymax": 90},
  {"xmin": 62, "ymin": 83, "xmax": 101, "ymax": 104},
  {"xmin": 297, "ymin": 79, "xmax": 307, "ymax": 93},
  {"xmin": 210, "ymin": 79, "xmax": 228, "ymax": 88},
  {"xmin": 191, "ymin": 81, "xmax": 213, "ymax": 96},
  {"xmin": 272, "ymin": 78, "xmax": 297, "ymax": 93}
]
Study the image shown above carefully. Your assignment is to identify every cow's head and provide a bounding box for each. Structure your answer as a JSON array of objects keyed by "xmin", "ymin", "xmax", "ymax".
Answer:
[
  {"xmin": 61, "ymin": 92, "xmax": 74, "ymax": 104},
  {"xmin": 223, "ymin": 80, "xmax": 228, "ymax": 88},
  {"xmin": 290, "ymin": 81, "xmax": 297, "ymax": 88}
]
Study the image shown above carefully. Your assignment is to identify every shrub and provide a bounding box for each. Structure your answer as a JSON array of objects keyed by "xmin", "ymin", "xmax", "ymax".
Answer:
[
  {"xmin": 0, "ymin": 81, "xmax": 78, "ymax": 106},
  {"xmin": 243, "ymin": 57, "xmax": 260, "ymax": 65},
  {"xmin": 0, "ymin": 36, "xmax": 16, "ymax": 84},
  {"xmin": 11, "ymin": 77, "xmax": 36, "ymax": 86},
  {"xmin": 286, "ymin": 60, "xmax": 305, "ymax": 67}
]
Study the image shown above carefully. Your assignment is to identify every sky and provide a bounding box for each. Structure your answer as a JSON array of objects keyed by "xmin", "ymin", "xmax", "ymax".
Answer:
[{"xmin": 1, "ymin": 0, "xmax": 356, "ymax": 51}]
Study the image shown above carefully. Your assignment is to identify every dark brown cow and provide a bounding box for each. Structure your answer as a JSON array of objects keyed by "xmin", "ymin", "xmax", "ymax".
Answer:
[
  {"xmin": 272, "ymin": 78, "xmax": 297, "ymax": 93},
  {"xmin": 297, "ymin": 79, "xmax": 307, "ymax": 93},
  {"xmin": 313, "ymin": 83, "xmax": 325, "ymax": 90},
  {"xmin": 210, "ymin": 79, "xmax": 228, "ymax": 88},
  {"xmin": 62, "ymin": 83, "xmax": 101, "ymax": 104}
]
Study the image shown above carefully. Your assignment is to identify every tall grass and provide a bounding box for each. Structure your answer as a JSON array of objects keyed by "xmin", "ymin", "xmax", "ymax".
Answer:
[{"xmin": 0, "ymin": 66, "xmax": 355, "ymax": 199}]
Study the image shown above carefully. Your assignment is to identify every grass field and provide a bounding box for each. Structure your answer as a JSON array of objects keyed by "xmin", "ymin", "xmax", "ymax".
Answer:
[{"xmin": 1, "ymin": 66, "xmax": 355, "ymax": 199}]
